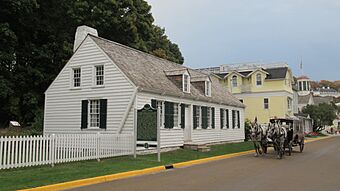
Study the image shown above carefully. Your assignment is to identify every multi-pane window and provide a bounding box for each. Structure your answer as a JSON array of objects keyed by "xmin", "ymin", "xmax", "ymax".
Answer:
[
  {"xmin": 173, "ymin": 103, "xmax": 179, "ymax": 127},
  {"xmin": 73, "ymin": 68, "xmax": 81, "ymax": 87},
  {"xmin": 183, "ymin": 74, "xmax": 190, "ymax": 93},
  {"xmin": 232, "ymin": 76, "xmax": 237, "ymax": 87},
  {"xmin": 207, "ymin": 107, "xmax": 211, "ymax": 128},
  {"xmin": 288, "ymin": 97, "xmax": 292, "ymax": 110},
  {"xmin": 89, "ymin": 100, "xmax": 100, "ymax": 128},
  {"xmin": 256, "ymin": 73, "xmax": 262, "ymax": 86},
  {"xmin": 201, "ymin": 106, "xmax": 208, "ymax": 129},
  {"xmin": 225, "ymin": 109, "xmax": 229, "ymax": 129},
  {"xmin": 205, "ymin": 81, "xmax": 211, "ymax": 96},
  {"xmin": 193, "ymin": 105, "xmax": 200, "ymax": 129},
  {"xmin": 264, "ymin": 98, "xmax": 269, "ymax": 109},
  {"xmin": 96, "ymin": 65, "xmax": 104, "ymax": 85},
  {"xmin": 232, "ymin": 110, "xmax": 237, "ymax": 129}
]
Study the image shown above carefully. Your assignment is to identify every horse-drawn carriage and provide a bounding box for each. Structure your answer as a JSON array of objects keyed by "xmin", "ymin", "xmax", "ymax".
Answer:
[
  {"xmin": 269, "ymin": 117, "xmax": 305, "ymax": 155},
  {"xmin": 250, "ymin": 117, "xmax": 305, "ymax": 159}
]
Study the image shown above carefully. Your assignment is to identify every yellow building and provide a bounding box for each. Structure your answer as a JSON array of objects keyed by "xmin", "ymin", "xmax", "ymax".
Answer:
[{"xmin": 200, "ymin": 63, "xmax": 294, "ymax": 124}]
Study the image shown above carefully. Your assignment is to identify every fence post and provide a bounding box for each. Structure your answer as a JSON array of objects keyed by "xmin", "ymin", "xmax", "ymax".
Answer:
[
  {"xmin": 96, "ymin": 132, "xmax": 100, "ymax": 162},
  {"xmin": 51, "ymin": 134, "xmax": 55, "ymax": 167}
]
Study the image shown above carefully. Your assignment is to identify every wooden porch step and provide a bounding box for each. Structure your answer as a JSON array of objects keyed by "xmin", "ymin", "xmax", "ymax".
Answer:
[{"xmin": 184, "ymin": 143, "xmax": 211, "ymax": 152}]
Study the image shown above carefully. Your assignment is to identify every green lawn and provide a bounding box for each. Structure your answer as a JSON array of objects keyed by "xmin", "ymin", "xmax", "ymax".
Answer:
[{"xmin": 0, "ymin": 141, "xmax": 253, "ymax": 191}]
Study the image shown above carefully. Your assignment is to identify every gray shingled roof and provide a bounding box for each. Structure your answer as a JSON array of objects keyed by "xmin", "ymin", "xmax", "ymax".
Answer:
[
  {"xmin": 265, "ymin": 67, "xmax": 288, "ymax": 79},
  {"xmin": 211, "ymin": 67, "xmax": 288, "ymax": 80},
  {"xmin": 90, "ymin": 35, "xmax": 244, "ymax": 108}
]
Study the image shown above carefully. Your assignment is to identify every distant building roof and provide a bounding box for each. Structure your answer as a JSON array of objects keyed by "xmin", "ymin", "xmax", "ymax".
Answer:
[
  {"xmin": 265, "ymin": 67, "xmax": 288, "ymax": 79},
  {"xmin": 298, "ymin": 94, "xmax": 313, "ymax": 104},
  {"xmin": 204, "ymin": 67, "xmax": 288, "ymax": 80},
  {"xmin": 313, "ymin": 96, "xmax": 333, "ymax": 105},
  {"xmin": 296, "ymin": 75, "xmax": 310, "ymax": 80}
]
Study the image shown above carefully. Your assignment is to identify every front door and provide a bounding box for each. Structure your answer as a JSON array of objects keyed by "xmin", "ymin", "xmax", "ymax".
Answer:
[{"xmin": 184, "ymin": 106, "xmax": 191, "ymax": 142}]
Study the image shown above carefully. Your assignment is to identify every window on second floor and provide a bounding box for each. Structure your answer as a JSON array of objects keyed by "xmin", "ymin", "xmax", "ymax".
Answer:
[
  {"xmin": 183, "ymin": 74, "xmax": 190, "ymax": 93},
  {"xmin": 205, "ymin": 81, "xmax": 211, "ymax": 96},
  {"xmin": 95, "ymin": 65, "xmax": 104, "ymax": 86},
  {"xmin": 256, "ymin": 73, "xmax": 262, "ymax": 86},
  {"xmin": 232, "ymin": 75, "xmax": 237, "ymax": 87},
  {"xmin": 73, "ymin": 68, "xmax": 81, "ymax": 87}
]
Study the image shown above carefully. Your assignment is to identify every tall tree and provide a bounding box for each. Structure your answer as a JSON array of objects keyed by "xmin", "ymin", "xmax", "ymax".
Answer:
[
  {"xmin": 0, "ymin": 0, "xmax": 184, "ymax": 128},
  {"xmin": 302, "ymin": 103, "xmax": 337, "ymax": 132}
]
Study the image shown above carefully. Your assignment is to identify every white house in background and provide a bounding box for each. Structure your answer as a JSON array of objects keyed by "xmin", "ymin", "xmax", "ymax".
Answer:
[{"xmin": 44, "ymin": 26, "xmax": 245, "ymax": 148}]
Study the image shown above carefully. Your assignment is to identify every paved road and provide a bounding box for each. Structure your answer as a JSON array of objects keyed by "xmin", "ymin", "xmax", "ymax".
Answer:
[{"xmin": 69, "ymin": 136, "xmax": 340, "ymax": 191}]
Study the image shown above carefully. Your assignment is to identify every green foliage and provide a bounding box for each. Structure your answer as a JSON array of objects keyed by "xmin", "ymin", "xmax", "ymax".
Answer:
[
  {"xmin": 244, "ymin": 119, "xmax": 252, "ymax": 141},
  {"xmin": 30, "ymin": 109, "xmax": 44, "ymax": 134},
  {"xmin": 302, "ymin": 103, "xmax": 337, "ymax": 132},
  {"xmin": 0, "ymin": 0, "xmax": 184, "ymax": 128}
]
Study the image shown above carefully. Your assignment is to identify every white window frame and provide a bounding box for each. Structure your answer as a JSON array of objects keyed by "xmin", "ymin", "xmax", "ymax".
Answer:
[
  {"xmin": 89, "ymin": 99, "xmax": 100, "ymax": 129},
  {"xmin": 207, "ymin": 107, "xmax": 211, "ymax": 129},
  {"xmin": 173, "ymin": 103, "xmax": 179, "ymax": 128},
  {"xmin": 205, "ymin": 81, "xmax": 211, "ymax": 97},
  {"xmin": 196, "ymin": 106, "xmax": 201, "ymax": 129},
  {"xmin": 182, "ymin": 74, "xmax": 190, "ymax": 93},
  {"xmin": 232, "ymin": 75, "xmax": 237, "ymax": 87},
  {"xmin": 256, "ymin": 73, "xmax": 262, "ymax": 86},
  {"xmin": 72, "ymin": 68, "xmax": 81, "ymax": 88},
  {"xmin": 95, "ymin": 65, "xmax": 104, "ymax": 86},
  {"xmin": 287, "ymin": 97, "xmax": 292, "ymax": 111}
]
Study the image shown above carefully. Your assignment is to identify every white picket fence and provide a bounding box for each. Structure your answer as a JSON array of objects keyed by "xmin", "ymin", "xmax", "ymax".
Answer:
[{"xmin": 0, "ymin": 133, "xmax": 134, "ymax": 170}]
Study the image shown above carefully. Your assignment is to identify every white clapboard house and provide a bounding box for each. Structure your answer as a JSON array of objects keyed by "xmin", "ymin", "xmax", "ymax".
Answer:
[{"xmin": 44, "ymin": 26, "xmax": 245, "ymax": 148}]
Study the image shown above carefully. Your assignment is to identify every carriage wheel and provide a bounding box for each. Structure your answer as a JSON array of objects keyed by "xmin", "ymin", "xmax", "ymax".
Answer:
[{"xmin": 299, "ymin": 139, "xmax": 304, "ymax": 153}]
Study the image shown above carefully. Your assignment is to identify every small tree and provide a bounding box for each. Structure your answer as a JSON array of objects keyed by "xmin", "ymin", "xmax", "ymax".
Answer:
[
  {"xmin": 302, "ymin": 103, "xmax": 337, "ymax": 132},
  {"xmin": 244, "ymin": 119, "xmax": 252, "ymax": 141}
]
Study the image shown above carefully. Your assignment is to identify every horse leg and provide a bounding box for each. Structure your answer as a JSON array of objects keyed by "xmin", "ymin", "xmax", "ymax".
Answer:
[{"xmin": 253, "ymin": 142, "xmax": 259, "ymax": 157}]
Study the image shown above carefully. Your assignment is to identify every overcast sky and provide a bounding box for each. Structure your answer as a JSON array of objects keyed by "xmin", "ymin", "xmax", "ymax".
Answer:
[{"xmin": 147, "ymin": 0, "xmax": 340, "ymax": 81}]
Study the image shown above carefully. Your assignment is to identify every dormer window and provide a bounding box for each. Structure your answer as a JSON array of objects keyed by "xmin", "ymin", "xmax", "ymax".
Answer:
[
  {"xmin": 232, "ymin": 76, "xmax": 237, "ymax": 87},
  {"xmin": 183, "ymin": 74, "xmax": 190, "ymax": 93},
  {"xmin": 256, "ymin": 73, "xmax": 262, "ymax": 86},
  {"xmin": 205, "ymin": 81, "xmax": 211, "ymax": 96}
]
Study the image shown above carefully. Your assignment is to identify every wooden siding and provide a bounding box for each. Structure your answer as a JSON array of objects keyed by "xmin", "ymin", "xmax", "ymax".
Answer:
[
  {"xmin": 137, "ymin": 92, "xmax": 245, "ymax": 147},
  {"xmin": 44, "ymin": 37, "xmax": 135, "ymax": 135}
]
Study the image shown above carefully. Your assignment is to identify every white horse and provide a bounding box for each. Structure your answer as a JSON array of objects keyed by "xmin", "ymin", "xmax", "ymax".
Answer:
[
  {"xmin": 267, "ymin": 121, "xmax": 287, "ymax": 159},
  {"xmin": 250, "ymin": 118, "xmax": 268, "ymax": 156}
]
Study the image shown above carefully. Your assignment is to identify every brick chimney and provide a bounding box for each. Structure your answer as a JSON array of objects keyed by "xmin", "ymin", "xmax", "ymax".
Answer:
[{"xmin": 73, "ymin": 25, "xmax": 98, "ymax": 52}]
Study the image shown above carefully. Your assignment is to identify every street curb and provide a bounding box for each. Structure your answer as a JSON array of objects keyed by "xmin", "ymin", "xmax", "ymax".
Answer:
[
  {"xmin": 18, "ymin": 166, "xmax": 166, "ymax": 191},
  {"xmin": 18, "ymin": 136, "xmax": 332, "ymax": 191}
]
